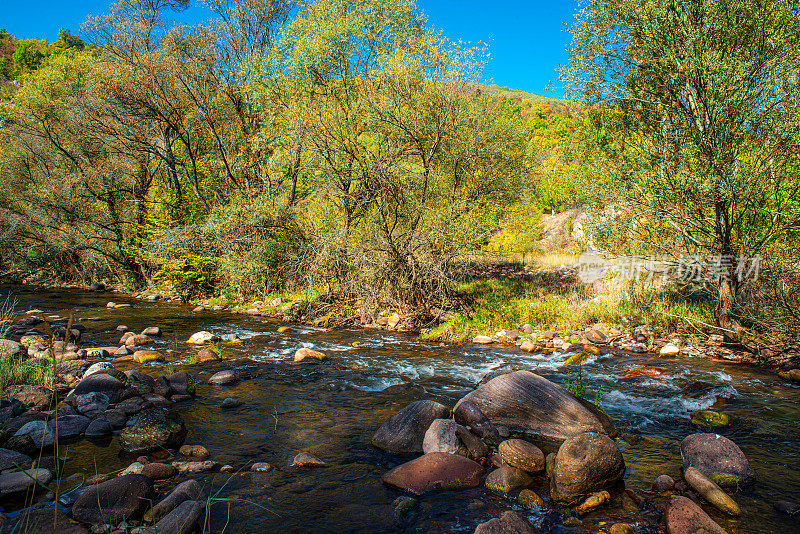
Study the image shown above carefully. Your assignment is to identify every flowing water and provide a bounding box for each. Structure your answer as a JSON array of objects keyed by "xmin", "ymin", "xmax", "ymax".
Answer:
[{"xmin": 2, "ymin": 284, "xmax": 799, "ymax": 533}]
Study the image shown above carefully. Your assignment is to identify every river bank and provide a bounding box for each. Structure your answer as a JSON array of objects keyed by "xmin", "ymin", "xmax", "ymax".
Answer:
[
  {"xmin": 16, "ymin": 262, "xmax": 800, "ymax": 374},
  {"xmin": 0, "ymin": 284, "xmax": 799, "ymax": 533}
]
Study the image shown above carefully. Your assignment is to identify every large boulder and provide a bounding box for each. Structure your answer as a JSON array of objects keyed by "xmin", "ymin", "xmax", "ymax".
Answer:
[
  {"xmin": 455, "ymin": 371, "xmax": 617, "ymax": 449},
  {"xmin": 551, "ymin": 432, "xmax": 625, "ymax": 504},
  {"xmin": 680, "ymin": 433, "xmax": 754, "ymax": 487},
  {"xmin": 119, "ymin": 409, "xmax": 187, "ymax": 454},
  {"xmin": 665, "ymin": 496, "xmax": 728, "ymax": 534},
  {"xmin": 382, "ymin": 452, "xmax": 483, "ymax": 494},
  {"xmin": 372, "ymin": 400, "xmax": 450, "ymax": 454},
  {"xmin": 72, "ymin": 474, "xmax": 155, "ymax": 524},
  {"xmin": 473, "ymin": 511, "xmax": 539, "ymax": 534}
]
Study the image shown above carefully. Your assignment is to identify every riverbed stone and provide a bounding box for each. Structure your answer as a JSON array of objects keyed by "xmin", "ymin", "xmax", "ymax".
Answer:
[
  {"xmin": 208, "ymin": 370, "xmax": 238, "ymax": 386},
  {"xmin": 455, "ymin": 371, "xmax": 617, "ymax": 449},
  {"xmin": 485, "ymin": 465, "xmax": 534, "ymax": 493},
  {"xmin": 684, "ymin": 466, "xmax": 740, "ymax": 516},
  {"xmin": 551, "ymin": 432, "xmax": 625, "ymax": 504},
  {"xmin": 57, "ymin": 359, "xmax": 90, "ymax": 377},
  {"xmin": 179, "ymin": 444, "xmax": 209, "ymax": 458},
  {"xmin": 653, "ymin": 474, "xmax": 676, "ymax": 492},
  {"xmin": 119, "ymin": 408, "xmax": 187, "ymax": 454},
  {"xmin": 5, "ymin": 385, "xmax": 53, "ymax": 411},
  {"xmin": 0, "ymin": 448, "xmax": 32, "ymax": 472},
  {"xmin": 49, "ymin": 414, "xmax": 90, "ymax": 440},
  {"xmin": 144, "ymin": 479, "xmax": 203, "ymax": 523},
  {"xmin": 473, "ymin": 511, "xmax": 539, "ymax": 534},
  {"xmin": 382, "ymin": 452, "xmax": 483, "ymax": 494},
  {"xmin": 126, "ymin": 334, "xmax": 152, "ymax": 347},
  {"xmin": 72, "ymin": 474, "xmax": 154, "ymax": 524},
  {"xmin": 690, "ymin": 410, "xmax": 730, "ymax": 428},
  {"xmin": 133, "ymin": 350, "xmax": 165, "ymax": 364},
  {"xmin": 154, "ymin": 499, "xmax": 205, "ymax": 534},
  {"xmin": 172, "ymin": 460, "xmax": 219, "ymax": 474},
  {"xmin": 85, "ymin": 418, "xmax": 112, "ymax": 437},
  {"xmin": 141, "ymin": 462, "xmax": 177, "ymax": 479},
  {"xmin": 423, "ymin": 419, "xmax": 463, "ymax": 454},
  {"xmin": 187, "ymin": 331, "xmax": 219, "ymax": 344},
  {"xmin": 680, "ymin": 433, "xmax": 754, "ymax": 487},
  {"xmin": 0, "ymin": 468, "xmax": 52, "ymax": 499},
  {"xmin": 71, "ymin": 373, "xmax": 125, "ymax": 403},
  {"xmin": 291, "ymin": 452, "xmax": 329, "ymax": 468},
  {"xmin": 774, "ymin": 500, "xmax": 800, "ymax": 516},
  {"xmin": 142, "ymin": 327, "xmax": 162, "ymax": 337},
  {"xmin": 453, "ymin": 399, "xmax": 499, "ymax": 442},
  {"xmin": 372, "ymin": 400, "xmax": 451, "ymax": 454},
  {"xmin": 166, "ymin": 370, "xmax": 196, "ymax": 395},
  {"xmin": 13, "ymin": 420, "xmax": 55, "ymax": 448},
  {"xmin": 518, "ymin": 489, "xmax": 544, "ymax": 509},
  {"xmin": 498, "ymin": 439, "xmax": 545, "ymax": 473},
  {"xmin": 294, "ymin": 347, "xmax": 328, "ymax": 363},
  {"xmin": 664, "ymin": 495, "xmax": 728, "ymax": 534}
]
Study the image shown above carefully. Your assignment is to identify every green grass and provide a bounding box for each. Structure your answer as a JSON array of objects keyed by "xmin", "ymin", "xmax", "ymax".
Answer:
[
  {"xmin": 0, "ymin": 357, "xmax": 55, "ymax": 391},
  {"xmin": 422, "ymin": 274, "xmax": 716, "ymax": 342}
]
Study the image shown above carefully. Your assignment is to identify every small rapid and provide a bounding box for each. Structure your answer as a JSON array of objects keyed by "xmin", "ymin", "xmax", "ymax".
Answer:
[{"xmin": 1, "ymin": 284, "xmax": 799, "ymax": 533}]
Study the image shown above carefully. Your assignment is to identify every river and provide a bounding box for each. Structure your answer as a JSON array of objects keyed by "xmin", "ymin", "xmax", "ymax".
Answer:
[{"xmin": 1, "ymin": 284, "xmax": 799, "ymax": 533}]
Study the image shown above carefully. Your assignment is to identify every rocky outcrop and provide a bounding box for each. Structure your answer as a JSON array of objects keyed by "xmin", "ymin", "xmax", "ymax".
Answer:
[{"xmin": 455, "ymin": 371, "xmax": 617, "ymax": 448}]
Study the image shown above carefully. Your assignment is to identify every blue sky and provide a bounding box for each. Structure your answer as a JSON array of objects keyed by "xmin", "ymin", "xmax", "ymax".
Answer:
[{"xmin": 1, "ymin": 0, "xmax": 580, "ymax": 97}]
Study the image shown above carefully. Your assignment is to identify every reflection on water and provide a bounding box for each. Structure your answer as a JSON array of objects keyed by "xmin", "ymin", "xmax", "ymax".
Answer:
[{"xmin": 2, "ymin": 284, "xmax": 799, "ymax": 533}]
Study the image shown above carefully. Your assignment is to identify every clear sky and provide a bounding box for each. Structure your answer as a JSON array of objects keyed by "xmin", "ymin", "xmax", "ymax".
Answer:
[{"xmin": 0, "ymin": 0, "xmax": 580, "ymax": 98}]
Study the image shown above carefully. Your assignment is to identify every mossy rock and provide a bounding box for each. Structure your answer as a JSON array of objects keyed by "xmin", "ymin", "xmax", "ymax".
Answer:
[{"xmin": 691, "ymin": 410, "xmax": 730, "ymax": 428}]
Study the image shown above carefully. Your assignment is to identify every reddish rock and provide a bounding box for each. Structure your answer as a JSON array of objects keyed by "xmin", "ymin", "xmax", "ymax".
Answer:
[
  {"xmin": 665, "ymin": 496, "xmax": 728, "ymax": 534},
  {"xmin": 382, "ymin": 452, "xmax": 483, "ymax": 495},
  {"xmin": 473, "ymin": 511, "xmax": 539, "ymax": 533}
]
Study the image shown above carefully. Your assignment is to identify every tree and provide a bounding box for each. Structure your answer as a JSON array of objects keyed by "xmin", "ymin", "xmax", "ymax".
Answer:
[{"xmin": 562, "ymin": 0, "xmax": 800, "ymax": 345}]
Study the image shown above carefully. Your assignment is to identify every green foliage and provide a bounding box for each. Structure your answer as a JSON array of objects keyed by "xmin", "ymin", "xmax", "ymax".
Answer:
[
  {"xmin": 12, "ymin": 40, "xmax": 48, "ymax": 74},
  {"xmin": 484, "ymin": 203, "xmax": 543, "ymax": 261},
  {"xmin": 154, "ymin": 255, "xmax": 219, "ymax": 303},
  {"xmin": 565, "ymin": 367, "xmax": 586, "ymax": 399},
  {"xmin": 561, "ymin": 0, "xmax": 800, "ymax": 337}
]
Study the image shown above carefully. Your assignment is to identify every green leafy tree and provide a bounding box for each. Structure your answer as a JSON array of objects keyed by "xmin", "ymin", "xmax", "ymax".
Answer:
[{"xmin": 562, "ymin": 0, "xmax": 800, "ymax": 345}]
